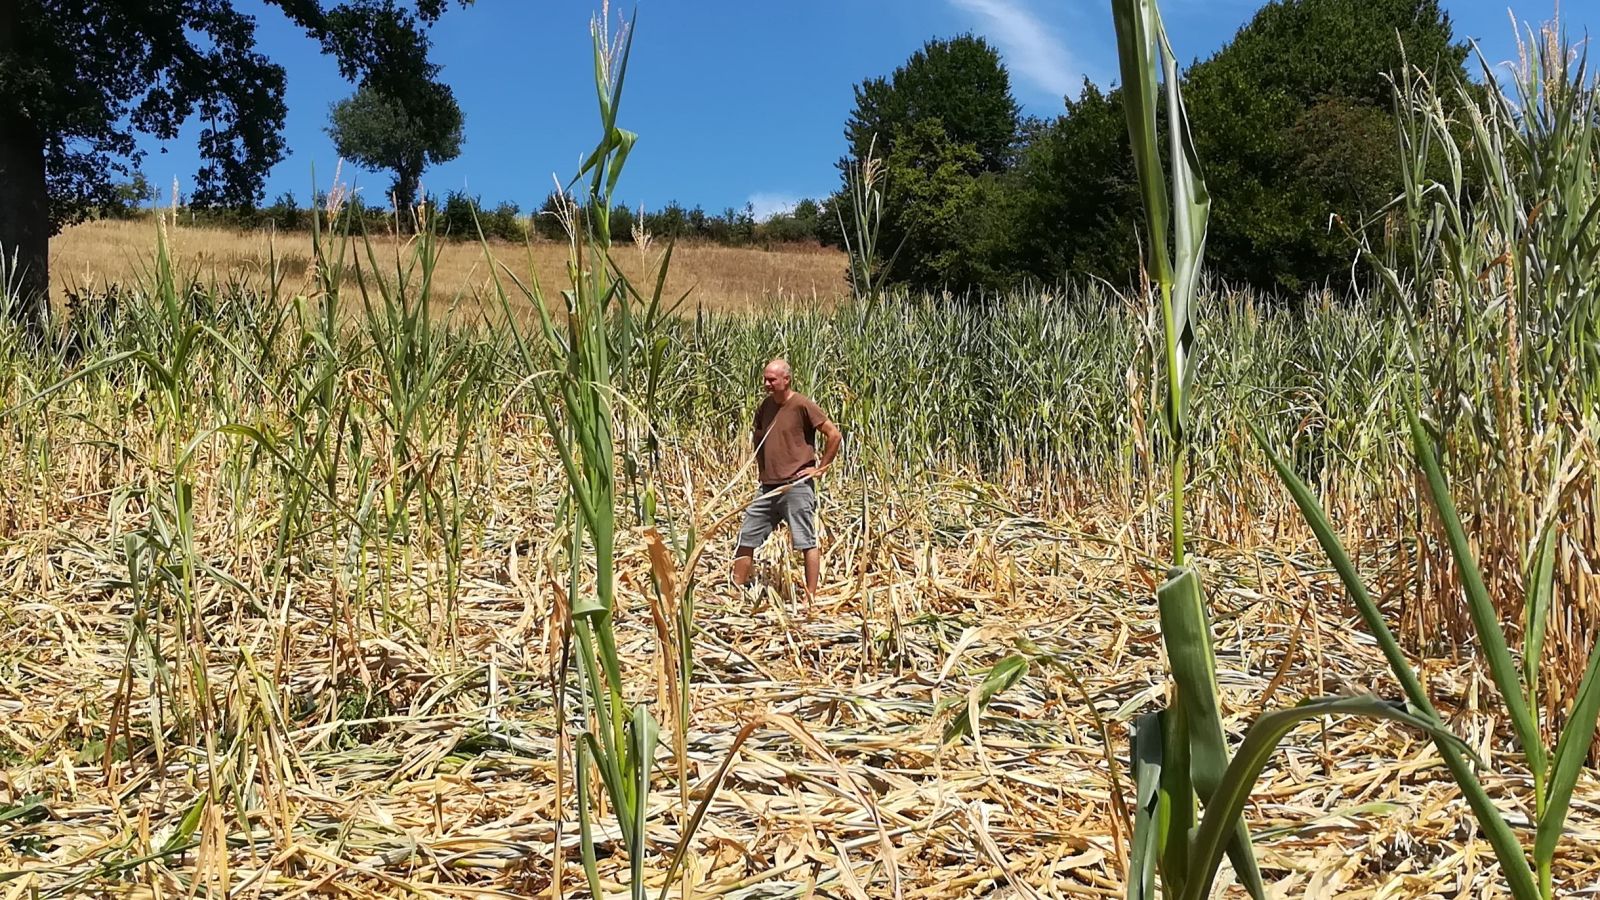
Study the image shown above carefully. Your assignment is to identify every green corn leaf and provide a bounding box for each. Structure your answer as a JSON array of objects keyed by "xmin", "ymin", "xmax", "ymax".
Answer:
[
  {"xmin": 0, "ymin": 349, "xmax": 144, "ymax": 421},
  {"xmin": 1408, "ymin": 409, "xmax": 1544, "ymax": 773},
  {"xmin": 570, "ymin": 594, "xmax": 607, "ymax": 620},
  {"xmin": 163, "ymin": 795, "xmax": 207, "ymax": 854},
  {"xmin": 575, "ymin": 736, "xmax": 607, "ymax": 900},
  {"xmin": 1111, "ymin": 0, "xmax": 1171, "ymax": 288},
  {"xmin": 1523, "ymin": 522, "xmax": 1557, "ymax": 694},
  {"xmin": 600, "ymin": 10, "xmax": 636, "ymax": 136},
  {"xmin": 1252, "ymin": 801, "xmax": 1405, "ymax": 841},
  {"xmin": 1181, "ymin": 696, "xmax": 1478, "ymax": 900},
  {"xmin": 1160, "ymin": 28, "xmax": 1209, "ymax": 430},
  {"xmin": 0, "ymin": 795, "xmax": 47, "ymax": 828},
  {"xmin": 1534, "ymin": 638, "xmax": 1600, "ymax": 875},
  {"xmin": 1160, "ymin": 702, "xmax": 1193, "ymax": 894},
  {"xmin": 1247, "ymin": 421, "xmax": 1439, "ymax": 717},
  {"xmin": 627, "ymin": 704, "xmax": 659, "ymax": 898},
  {"xmin": 605, "ymin": 129, "xmax": 639, "ymax": 206},
  {"xmin": 942, "ymin": 653, "xmax": 1029, "ymax": 744},
  {"xmin": 1128, "ymin": 711, "xmax": 1165, "ymax": 900},
  {"xmin": 1157, "ymin": 567, "xmax": 1264, "ymax": 898},
  {"xmin": 1251, "ymin": 420, "xmax": 1540, "ymax": 899},
  {"xmin": 590, "ymin": 24, "xmax": 612, "ymax": 127},
  {"xmin": 1157, "ymin": 568, "xmax": 1227, "ymax": 795}
]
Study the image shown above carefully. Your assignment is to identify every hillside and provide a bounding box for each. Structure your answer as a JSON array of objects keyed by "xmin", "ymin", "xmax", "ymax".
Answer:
[{"xmin": 50, "ymin": 218, "xmax": 849, "ymax": 314}]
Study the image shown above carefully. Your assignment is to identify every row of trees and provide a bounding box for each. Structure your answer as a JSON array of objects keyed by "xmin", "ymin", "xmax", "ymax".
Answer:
[
  {"xmin": 829, "ymin": 0, "xmax": 1471, "ymax": 295},
  {"xmin": 96, "ymin": 186, "xmax": 833, "ymax": 248}
]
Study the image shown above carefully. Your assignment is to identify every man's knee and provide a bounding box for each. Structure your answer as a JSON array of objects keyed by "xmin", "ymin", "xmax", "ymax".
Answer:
[{"xmin": 734, "ymin": 545, "xmax": 756, "ymax": 559}]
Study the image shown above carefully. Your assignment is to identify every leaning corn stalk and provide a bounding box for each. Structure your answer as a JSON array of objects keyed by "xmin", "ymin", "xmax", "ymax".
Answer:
[
  {"xmin": 1109, "ymin": 8, "xmax": 1498, "ymax": 897},
  {"xmin": 1109, "ymin": 0, "xmax": 1266, "ymax": 896},
  {"xmin": 1253, "ymin": 410, "xmax": 1600, "ymax": 900}
]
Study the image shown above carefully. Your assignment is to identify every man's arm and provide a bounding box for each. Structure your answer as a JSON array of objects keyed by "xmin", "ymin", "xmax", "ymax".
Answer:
[{"xmin": 813, "ymin": 420, "xmax": 842, "ymax": 474}]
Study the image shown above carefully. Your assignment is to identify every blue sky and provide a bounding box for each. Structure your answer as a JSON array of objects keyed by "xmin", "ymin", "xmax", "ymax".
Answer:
[{"xmin": 134, "ymin": 0, "xmax": 1579, "ymax": 220}]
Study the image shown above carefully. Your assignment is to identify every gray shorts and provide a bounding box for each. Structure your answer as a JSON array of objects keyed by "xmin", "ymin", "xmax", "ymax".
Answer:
[{"xmin": 736, "ymin": 481, "xmax": 817, "ymax": 551}]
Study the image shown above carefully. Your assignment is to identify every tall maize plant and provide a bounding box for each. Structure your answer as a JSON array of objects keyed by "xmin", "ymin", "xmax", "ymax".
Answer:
[
  {"xmin": 486, "ymin": 13, "xmax": 662, "ymax": 899},
  {"xmin": 1111, "ymin": 2, "xmax": 1462, "ymax": 897},
  {"xmin": 1255, "ymin": 20, "xmax": 1600, "ymax": 899},
  {"xmin": 1110, "ymin": 1, "xmax": 1262, "ymax": 894},
  {"xmin": 484, "ymin": 12, "xmax": 736, "ymax": 899}
]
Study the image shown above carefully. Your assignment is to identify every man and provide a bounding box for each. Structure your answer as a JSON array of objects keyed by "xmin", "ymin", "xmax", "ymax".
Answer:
[{"xmin": 732, "ymin": 358, "xmax": 842, "ymax": 607}]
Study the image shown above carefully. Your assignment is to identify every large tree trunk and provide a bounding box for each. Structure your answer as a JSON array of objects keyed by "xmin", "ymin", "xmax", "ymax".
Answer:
[{"xmin": 0, "ymin": 0, "xmax": 51, "ymax": 330}]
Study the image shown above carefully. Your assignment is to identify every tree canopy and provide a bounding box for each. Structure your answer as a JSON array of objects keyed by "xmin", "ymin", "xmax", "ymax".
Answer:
[
  {"xmin": 0, "ymin": 0, "xmax": 465, "ymax": 324},
  {"xmin": 836, "ymin": 0, "xmax": 1472, "ymax": 298},
  {"xmin": 327, "ymin": 83, "xmax": 464, "ymax": 224},
  {"xmin": 846, "ymin": 34, "xmax": 1021, "ymax": 174},
  {"xmin": 1181, "ymin": 0, "xmax": 1467, "ymax": 291},
  {"xmin": 839, "ymin": 34, "xmax": 1020, "ymax": 294}
]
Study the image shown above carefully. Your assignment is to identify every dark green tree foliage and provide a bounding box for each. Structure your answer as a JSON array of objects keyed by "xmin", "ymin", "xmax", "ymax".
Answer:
[
  {"xmin": 0, "ymin": 0, "xmax": 464, "ymax": 323},
  {"xmin": 883, "ymin": 119, "xmax": 992, "ymax": 291},
  {"xmin": 643, "ymin": 201, "xmax": 687, "ymax": 240},
  {"xmin": 990, "ymin": 83, "xmax": 1143, "ymax": 286},
  {"xmin": 106, "ymin": 173, "xmax": 158, "ymax": 220},
  {"xmin": 327, "ymin": 84, "xmax": 463, "ymax": 224},
  {"xmin": 841, "ymin": 34, "xmax": 1020, "ymax": 294},
  {"xmin": 264, "ymin": 191, "xmax": 305, "ymax": 230},
  {"xmin": 847, "ymin": 34, "xmax": 1021, "ymax": 172},
  {"xmin": 533, "ymin": 191, "xmax": 567, "ymax": 240},
  {"xmin": 759, "ymin": 198, "xmax": 824, "ymax": 245},
  {"xmin": 437, "ymin": 189, "xmax": 478, "ymax": 236},
  {"xmin": 843, "ymin": 0, "xmax": 1468, "ymax": 296},
  {"xmin": 1179, "ymin": 0, "xmax": 1467, "ymax": 291}
]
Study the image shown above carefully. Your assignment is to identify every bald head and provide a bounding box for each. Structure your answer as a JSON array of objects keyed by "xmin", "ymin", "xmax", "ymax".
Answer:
[{"xmin": 762, "ymin": 358, "xmax": 793, "ymax": 399}]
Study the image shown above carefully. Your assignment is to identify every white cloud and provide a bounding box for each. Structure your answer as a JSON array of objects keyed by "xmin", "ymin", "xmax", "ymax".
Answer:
[
  {"xmin": 747, "ymin": 192, "xmax": 800, "ymax": 222},
  {"xmin": 947, "ymin": 0, "xmax": 1080, "ymax": 100}
]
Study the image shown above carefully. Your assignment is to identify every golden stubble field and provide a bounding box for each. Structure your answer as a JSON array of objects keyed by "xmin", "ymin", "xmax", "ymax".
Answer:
[
  {"xmin": 50, "ymin": 218, "xmax": 849, "ymax": 314},
  {"xmin": 6, "ymin": 423, "xmax": 1600, "ymax": 899},
  {"xmin": 8, "ymin": 212, "xmax": 1600, "ymax": 899}
]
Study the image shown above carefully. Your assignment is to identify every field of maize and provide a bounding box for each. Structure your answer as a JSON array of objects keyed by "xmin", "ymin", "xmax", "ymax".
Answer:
[{"xmin": 3, "ymin": 5, "xmax": 1600, "ymax": 899}]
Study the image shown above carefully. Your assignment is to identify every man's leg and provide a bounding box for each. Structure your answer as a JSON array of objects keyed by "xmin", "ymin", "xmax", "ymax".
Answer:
[
  {"xmin": 733, "ymin": 545, "xmax": 756, "ymax": 586},
  {"xmin": 786, "ymin": 483, "xmax": 820, "ymax": 609},
  {"xmin": 733, "ymin": 488, "xmax": 777, "ymax": 589}
]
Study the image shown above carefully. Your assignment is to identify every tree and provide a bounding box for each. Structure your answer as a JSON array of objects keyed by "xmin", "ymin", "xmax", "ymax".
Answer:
[
  {"xmin": 986, "ymin": 82, "xmax": 1142, "ymax": 286},
  {"xmin": 1180, "ymin": 0, "xmax": 1468, "ymax": 292},
  {"xmin": 106, "ymin": 173, "xmax": 158, "ymax": 220},
  {"xmin": 0, "ymin": 0, "xmax": 465, "ymax": 327},
  {"xmin": 845, "ymin": 34, "xmax": 1021, "ymax": 173},
  {"xmin": 881, "ymin": 118, "xmax": 994, "ymax": 293},
  {"xmin": 982, "ymin": 0, "xmax": 1470, "ymax": 295},
  {"xmin": 839, "ymin": 34, "xmax": 1020, "ymax": 296},
  {"xmin": 326, "ymin": 86, "xmax": 462, "ymax": 227},
  {"xmin": 757, "ymin": 198, "xmax": 823, "ymax": 245}
]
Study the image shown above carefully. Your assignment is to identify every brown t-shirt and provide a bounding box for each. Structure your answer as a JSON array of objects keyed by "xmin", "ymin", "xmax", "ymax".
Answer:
[{"xmin": 752, "ymin": 392, "xmax": 830, "ymax": 485}]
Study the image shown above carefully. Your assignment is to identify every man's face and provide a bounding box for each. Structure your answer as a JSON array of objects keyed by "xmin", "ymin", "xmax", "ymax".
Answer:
[{"xmin": 763, "ymin": 364, "xmax": 790, "ymax": 396}]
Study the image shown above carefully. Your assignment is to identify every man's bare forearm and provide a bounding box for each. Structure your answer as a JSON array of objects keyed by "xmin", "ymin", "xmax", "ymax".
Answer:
[{"xmin": 818, "ymin": 427, "xmax": 842, "ymax": 469}]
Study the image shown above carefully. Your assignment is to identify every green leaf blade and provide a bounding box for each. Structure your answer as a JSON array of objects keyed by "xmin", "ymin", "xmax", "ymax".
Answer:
[
  {"xmin": 1534, "ymin": 639, "xmax": 1600, "ymax": 870},
  {"xmin": 1128, "ymin": 711, "xmax": 1165, "ymax": 900},
  {"xmin": 1408, "ymin": 410, "xmax": 1544, "ymax": 773},
  {"xmin": 942, "ymin": 653, "xmax": 1030, "ymax": 744},
  {"xmin": 1181, "ymin": 697, "xmax": 1479, "ymax": 900}
]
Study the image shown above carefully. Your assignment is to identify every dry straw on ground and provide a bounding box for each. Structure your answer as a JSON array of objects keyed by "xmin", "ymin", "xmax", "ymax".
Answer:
[
  {"xmin": 50, "ymin": 219, "xmax": 848, "ymax": 314},
  {"xmin": 3, "ymin": 423, "xmax": 1597, "ymax": 898}
]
